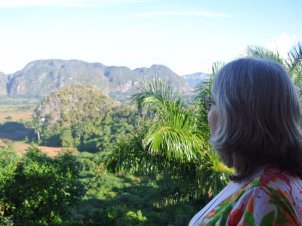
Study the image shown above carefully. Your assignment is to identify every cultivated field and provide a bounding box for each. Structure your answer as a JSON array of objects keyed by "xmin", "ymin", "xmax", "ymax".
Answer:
[
  {"xmin": 0, "ymin": 139, "xmax": 67, "ymax": 157},
  {"xmin": 0, "ymin": 98, "xmax": 39, "ymax": 123},
  {"xmin": 0, "ymin": 109, "xmax": 33, "ymax": 123},
  {"xmin": 0, "ymin": 103, "xmax": 35, "ymax": 140},
  {"xmin": 0, "ymin": 98, "xmax": 65, "ymax": 156}
]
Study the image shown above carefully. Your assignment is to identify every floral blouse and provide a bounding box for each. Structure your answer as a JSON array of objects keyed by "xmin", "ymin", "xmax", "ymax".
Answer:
[{"xmin": 189, "ymin": 167, "xmax": 302, "ymax": 226}]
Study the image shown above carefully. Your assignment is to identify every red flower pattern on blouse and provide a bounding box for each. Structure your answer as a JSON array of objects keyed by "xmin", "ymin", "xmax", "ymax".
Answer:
[{"xmin": 189, "ymin": 167, "xmax": 302, "ymax": 226}]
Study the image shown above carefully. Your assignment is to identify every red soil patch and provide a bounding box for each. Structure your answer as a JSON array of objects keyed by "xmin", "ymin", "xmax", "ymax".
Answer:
[
  {"xmin": 0, "ymin": 139, "xmax": 6, "ymax": 146},
  {"xmin": 37, "ymin": 146, "xmax": 63, "ymax": 157},
  {"xmin": 0, "ymin": 140, "xmax": 64, "ymax": 157}
]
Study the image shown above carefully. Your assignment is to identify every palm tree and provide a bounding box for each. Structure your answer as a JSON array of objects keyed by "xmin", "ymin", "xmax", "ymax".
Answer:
[
  {"xmin": 105, "ymin": 77, "xmax": 232, "ymax": 202},
  {"xmin": 132, "ymin": 78, "xmax": 206, "ymax": 162}
]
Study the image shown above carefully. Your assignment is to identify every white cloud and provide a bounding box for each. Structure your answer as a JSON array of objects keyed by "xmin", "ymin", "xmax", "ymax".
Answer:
[
  {"xmin": 0, "ymin": 0, "xmax": 76, "ymax": 8},
  {"xmin": 0, "ymin": 0, "xmax": 145, "ymax": 8},
  {"xmin": 266, "ymin": 33, "xmax": 297, "ymax": 59},
  {"xmin": 131, "ymin": 10, "xmax": 229, "ymax": 19}
]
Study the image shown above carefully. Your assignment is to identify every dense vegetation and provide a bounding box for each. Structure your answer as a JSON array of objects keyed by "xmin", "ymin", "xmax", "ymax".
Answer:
[
  {"xmin": 1, "ymin": 43, "xmax": 302, "ymax": 225},
  {"xmin": 0, "ymin": 145, "xmax": 83, "ymax": 225},
  {"xmin": 0, "ymin": 79, "xmax": 231, "ymax": 225}
]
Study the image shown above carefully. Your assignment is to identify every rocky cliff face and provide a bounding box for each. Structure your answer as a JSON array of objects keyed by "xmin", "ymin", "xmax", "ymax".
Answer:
[
  {"xmin": 7, "ymin": 60, "xmax": 109, "ymax": 98},
  {"xmin": 134, "ymin": 64, "xmax": 192, "ymax": 92},
  {"xmin": 1, "ymin": 59, "xmax": 199, "ymax": 101},
  {"xmin": 0, "ymin": 72, "xmax": 8, "ymax": 96},
  {"xmin": 182, "ymin": 72, "xmax": 210, "ymax": 87}
]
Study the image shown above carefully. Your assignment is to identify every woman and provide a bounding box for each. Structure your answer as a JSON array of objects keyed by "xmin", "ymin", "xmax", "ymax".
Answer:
[{"xmin": 189, "ymin": 58, "xmax": 302, "ymax": 225}]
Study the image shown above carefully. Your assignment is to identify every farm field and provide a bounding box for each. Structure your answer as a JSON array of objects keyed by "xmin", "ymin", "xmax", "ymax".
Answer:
[
  {"xmin": 0, "ymin": 103, "xmax": 35, "ymax": 140},
  {"xmin": 0, "ymin": 139, "xmax": 65, "ymax": 157},
  {"xmin": 0, "ymin": 98, "xmax": 39, "ymax": 123},
  {"xmin": 0, "ymin": 98, "xmax": 64, "ymax": 156},
  {"xmin": 0, "ymin": 109, "xmax": 33, "ymax": 123}
]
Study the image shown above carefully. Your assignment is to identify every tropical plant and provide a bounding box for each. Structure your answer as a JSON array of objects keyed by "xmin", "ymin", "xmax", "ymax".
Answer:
[
  {"xmin": 132, "ymin": 78, "xmax": 206, "ymax": 162},
  {"xmin": 246, "ymin": 46, "xmax": 283, "ymax": 64},
  {"xmin": 106, "ymin": 77, "xmax": 232, "ymax": 203}
]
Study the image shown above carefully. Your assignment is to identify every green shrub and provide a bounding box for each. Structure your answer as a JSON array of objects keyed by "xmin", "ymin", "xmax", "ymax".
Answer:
[{"xmin": 2, "ymin": 148, "xmax": 84, "ymax": 225}]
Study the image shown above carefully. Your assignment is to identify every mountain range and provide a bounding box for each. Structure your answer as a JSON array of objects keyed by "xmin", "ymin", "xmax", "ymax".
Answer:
[{"xmin": 0, "ymin": 59, "xmax": 209, "ymax": 101}]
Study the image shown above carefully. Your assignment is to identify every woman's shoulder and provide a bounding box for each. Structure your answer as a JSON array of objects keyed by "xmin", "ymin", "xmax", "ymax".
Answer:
[
  {"xmin": 218, "ymin": 167, "xmax": 302, "ymax": 225},
  {"xmin": 216, "ymin": 167, "xmax": 302, "ymax": 207},
  {"xmin": 253, "ymin": 166, "xmax": 302, "ymax": 192},
  {"xmin": 240, "ymin": 167, "xmax": 302, "ymax": 203},
  {"xmin": 233, "ymin": 167, "xmax": 302, "ymax": 224},
  {"xmin": 189, "ymin": 168, "xmax": 302, "ymax": 226}
]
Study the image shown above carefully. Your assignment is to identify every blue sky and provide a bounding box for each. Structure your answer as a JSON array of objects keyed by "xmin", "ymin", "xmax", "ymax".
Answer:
[{"xmin": 0, "ymin": 0, "xmax": 301, "ymax": 75}]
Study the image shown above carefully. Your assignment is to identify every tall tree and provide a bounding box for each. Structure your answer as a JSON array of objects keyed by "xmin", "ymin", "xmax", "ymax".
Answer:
[
  {"xmin": 132, "ymin": 78, "xmax": 206, "ymax": 162},
  {"xmin": 106, "ymin": 77, "xmax": 232, "ymax": 202}
]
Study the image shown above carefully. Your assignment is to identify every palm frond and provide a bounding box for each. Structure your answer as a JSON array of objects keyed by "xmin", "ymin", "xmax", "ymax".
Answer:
[
  {"xmin": 131, "ymin": 77, "xmax": 181, "ymax": 114},
  {"xmin": 211, "ymin": 61, "xmax": 224, "ymax": 75},
  {"xmin": 143, "ymin": 125, "xmax": 205, "ymax": 162},
  {"xmin": 287, "ymin": 42, "xmax": 302, "ymax": 71},
  {"xmin": 194, "ymin": 78, "xmax": 213, "ymax": 139},
  {"xmin": 197, "ymin": 151, "xmax": 233, "ymax": 196},
  {"xmin": 246, "ymin": 46, "xmax": 283, "ymax": 64}
]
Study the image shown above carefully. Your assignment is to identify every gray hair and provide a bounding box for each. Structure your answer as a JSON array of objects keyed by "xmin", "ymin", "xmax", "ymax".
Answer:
[{"xmin": 211, "ymin": 57, "xmax": 302, "ymax": 181}]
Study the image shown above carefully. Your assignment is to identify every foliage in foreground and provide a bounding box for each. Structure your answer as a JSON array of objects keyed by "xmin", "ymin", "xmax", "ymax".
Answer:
[
  {"xmin": 70, "ymin": 152, "xmax": 199, "ymax": 226},
  {"xmin": 0, "ymin": 146, "xmax": 83, "ymax": 226},
  {"xmin": 0, "ymin": 145, "xmax": 202, "ymax": 226}
]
